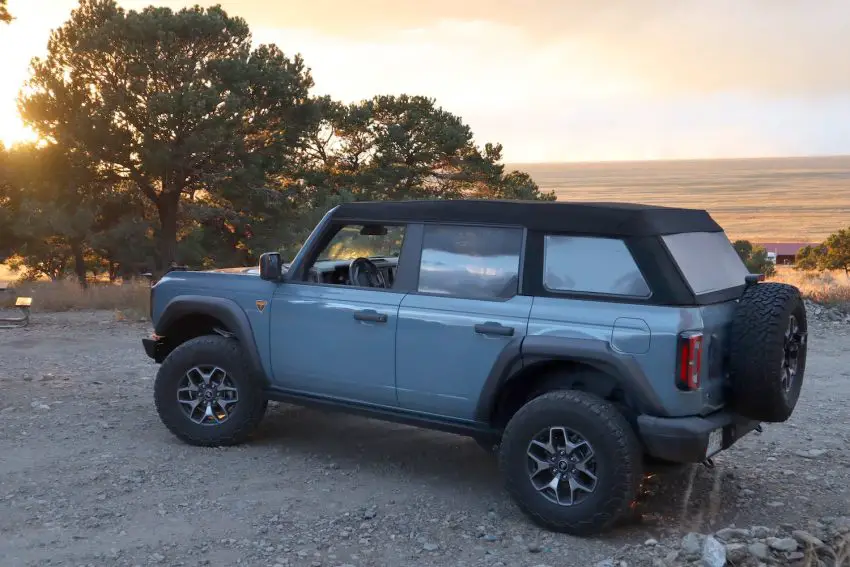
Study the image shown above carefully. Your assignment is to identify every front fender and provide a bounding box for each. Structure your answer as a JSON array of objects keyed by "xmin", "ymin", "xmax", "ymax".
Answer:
[
  {"xmin": 474, "ymin": 335, "xmax": 668, "ymax": 424},
  {"xmin": 155, "ymin": 295, "xmax": 268, "ymax": 385}
]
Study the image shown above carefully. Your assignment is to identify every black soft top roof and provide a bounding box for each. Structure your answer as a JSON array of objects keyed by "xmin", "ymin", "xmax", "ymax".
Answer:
[{"xmin": 332, "ymin": 199, "xmax": 721, "ymax": 237}]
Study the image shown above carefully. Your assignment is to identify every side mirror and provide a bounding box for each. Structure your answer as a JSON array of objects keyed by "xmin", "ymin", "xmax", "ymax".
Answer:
[{"xmin": 259, "ymin": 252, "xmax": 282, "ymax": 281}]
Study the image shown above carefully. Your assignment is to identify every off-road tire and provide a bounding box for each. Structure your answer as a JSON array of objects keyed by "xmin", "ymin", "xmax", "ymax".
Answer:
[
  {"xmin": 498, "ymin": 390, "xmax": 643, "ymax": 535},
  {"xmin": 728, "ymin": 282, "xmax": 807, "ymax": 422},
  {"xmin": 154, "ymin": 335, "xmax": 268, "ymax": 447}
]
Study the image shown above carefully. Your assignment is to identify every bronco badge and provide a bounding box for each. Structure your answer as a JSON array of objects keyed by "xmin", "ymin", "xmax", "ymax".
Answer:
[{"xmin": 255, "ymin": 300, "xmax": 267, "ymax": 313}]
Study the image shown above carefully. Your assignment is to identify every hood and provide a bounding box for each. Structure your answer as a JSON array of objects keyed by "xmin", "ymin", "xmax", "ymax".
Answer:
[
  {"xmin": 205, "ymin": 266, "xmax": 260, "ymax": 275},
  {"xmin": 203, "ymin": 263, "xmax": 291, "ymax": 276}
]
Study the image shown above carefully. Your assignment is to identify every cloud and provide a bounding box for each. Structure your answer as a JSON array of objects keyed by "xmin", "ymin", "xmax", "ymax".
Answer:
[
  {"xmin": 244, "ymin": 0, "xmax": 850, "ymax": 96},
  {"xmin": 3, "ymin": 0, "xmax": 847, "ymax": 160}
]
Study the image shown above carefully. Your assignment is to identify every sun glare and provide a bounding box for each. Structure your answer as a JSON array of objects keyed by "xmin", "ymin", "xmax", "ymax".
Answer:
[
  {"xmin": 0, "ymin": 115, "xmax": 37, "ymax": 148},
  {"xmin": 0, "ymin": 0, "xmax": 77, "ymax": 149}
]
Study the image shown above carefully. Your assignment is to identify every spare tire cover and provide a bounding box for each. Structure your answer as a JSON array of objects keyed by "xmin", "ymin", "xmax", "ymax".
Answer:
[{"xmin": 728, "ymin": 282, "xmax": 808, "ymax": 423}]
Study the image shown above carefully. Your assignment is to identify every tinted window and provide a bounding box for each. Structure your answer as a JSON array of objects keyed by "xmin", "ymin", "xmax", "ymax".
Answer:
[
  {"xmin": 418, "ymin": 225, "xmax": 522, "ymax": 299},
  {"xmin": 662, "ymin": 231, "xmax": 750, "ymax": 295},
  {"xmin": 543, "ymin": 235, "xmax": 650, "ymax": 297}
]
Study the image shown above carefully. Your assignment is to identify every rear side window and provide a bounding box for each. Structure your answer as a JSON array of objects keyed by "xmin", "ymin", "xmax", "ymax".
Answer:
[
  {"xmin": 418, "ymin": 225, "xmax": 523, "ymax": 299},
  {"xmin": 662, "ymin": 231, "xmax": 750, "ymax": 295},
  {"xmin": 543, "ymin": 235, "xmax": 651, "ymax": 297}
]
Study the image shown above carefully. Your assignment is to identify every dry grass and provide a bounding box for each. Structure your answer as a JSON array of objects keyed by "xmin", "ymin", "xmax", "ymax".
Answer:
[
  {"xmin": 771, "ymin": 266, "xmax": 850, "ymax": 311},
  {"xmin": 3, "ymin": 278, "xmax": 150, "ymax": 319}
]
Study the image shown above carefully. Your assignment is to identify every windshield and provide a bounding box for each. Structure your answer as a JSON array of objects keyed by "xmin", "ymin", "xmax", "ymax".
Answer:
[
  {"xmin": 662, "ymin": 231, "xmax": 750, "ymax": 295},
  {"xmin": 317, "ymin": 225, "xmax": 405, "ymax": 262}
]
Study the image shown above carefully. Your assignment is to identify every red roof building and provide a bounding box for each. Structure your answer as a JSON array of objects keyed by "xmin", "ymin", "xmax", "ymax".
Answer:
[{"xmin": 756, "ymin": 242, "xmax": 817, "ymax": 265}]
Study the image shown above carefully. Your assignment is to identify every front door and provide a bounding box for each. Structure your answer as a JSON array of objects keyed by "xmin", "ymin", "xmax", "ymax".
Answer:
[
  {"xmin": 394, "ymin": 223, "xmax": 532, "ymax": 420},
  {"xmin": 269, "ymin": 222, "xmax": 411, "ymax": 406}
]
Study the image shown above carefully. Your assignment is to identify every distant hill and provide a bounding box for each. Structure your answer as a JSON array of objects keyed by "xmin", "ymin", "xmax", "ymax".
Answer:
[{"xmin": 510, "ymin": 155, "xmax": 850, "ymax": 242}]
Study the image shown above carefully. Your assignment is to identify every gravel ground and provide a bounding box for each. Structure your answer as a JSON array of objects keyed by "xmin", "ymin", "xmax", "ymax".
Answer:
[{"xmin": 1, "ymin": 310, "xmax": 849, "ymax": 567}]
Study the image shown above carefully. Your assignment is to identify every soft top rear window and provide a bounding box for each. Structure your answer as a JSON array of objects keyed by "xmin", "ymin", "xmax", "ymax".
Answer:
[{"xmin": 662, "ymin": 231, "xmax": 750, "ymax": 295}]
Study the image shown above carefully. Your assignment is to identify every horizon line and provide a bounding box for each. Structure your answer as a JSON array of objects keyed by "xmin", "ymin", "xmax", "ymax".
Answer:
[{"xmin": 506, "ymin": 152, "xmax": 850, "ymax": 166}]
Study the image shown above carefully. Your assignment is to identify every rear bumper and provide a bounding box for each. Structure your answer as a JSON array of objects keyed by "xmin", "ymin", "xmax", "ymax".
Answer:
[{"xmin": 637, "ymin": 410, "xmax": 760, "ymax": 463}]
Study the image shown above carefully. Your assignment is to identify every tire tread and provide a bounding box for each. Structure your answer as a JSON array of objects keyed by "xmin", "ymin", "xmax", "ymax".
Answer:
[
  {"xmin": 498, "ymin": 390, "xmax": 642, "ymax": 535},
  {"xmin": 153, "ymin": 335, "xmax": 267, "ymax": 447},
  {"xmin": 728, "ymin": 282, "xmax": 807, "ymax": 423}
]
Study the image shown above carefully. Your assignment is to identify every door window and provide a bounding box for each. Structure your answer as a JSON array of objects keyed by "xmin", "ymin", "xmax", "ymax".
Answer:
[
  {"xmin": 303, "ymin": 223, "xmax": 407, "ymax": 288},
  {"xmin": 417, "ymin": 225, "xmax": 523, "ymax": 299}
]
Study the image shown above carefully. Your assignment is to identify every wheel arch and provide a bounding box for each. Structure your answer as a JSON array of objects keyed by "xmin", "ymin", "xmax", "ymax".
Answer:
[
  {"xmin": 154, "ymin": 295, "xmax": 267, "ymax": 384},
  {"xmin": 475, "ymin": 335, "xmax": 669, "ymax": 430},
  {"xmin": 488, "ymin": 359, "xmax": 632, "ymax": 430}
]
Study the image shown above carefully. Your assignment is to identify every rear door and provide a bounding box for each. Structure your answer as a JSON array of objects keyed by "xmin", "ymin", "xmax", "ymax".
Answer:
[{"xmin": 395, "ymin": 224, "xmax": 532, "ymax": 421}]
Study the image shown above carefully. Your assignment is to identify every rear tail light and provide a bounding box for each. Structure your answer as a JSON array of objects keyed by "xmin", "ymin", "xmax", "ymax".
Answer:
[{"xmin": 676, "ymin": 331, "xmax": 703, "ymax": 391}]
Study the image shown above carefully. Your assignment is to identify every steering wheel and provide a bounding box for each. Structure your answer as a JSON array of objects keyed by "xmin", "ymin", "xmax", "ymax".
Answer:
[{"xmin": 349, "ymin": 257, "xmax": 387, "ymax": 288}]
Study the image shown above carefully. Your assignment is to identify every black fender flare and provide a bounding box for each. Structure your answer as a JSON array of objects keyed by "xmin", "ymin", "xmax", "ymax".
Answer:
[
  {"xmin": 155, "ymin": 295, "xmax": 268, "ymax": 385},
  {"xmin": 474, "ymin": 335, "xmax": 669, "ymax": 424}
]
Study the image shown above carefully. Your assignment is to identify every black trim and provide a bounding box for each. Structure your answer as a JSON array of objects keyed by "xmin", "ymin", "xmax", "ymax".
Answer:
[
  {"xmin": 474, "ymin": 335, "xmax": 669, "ymax": 423},
  {"xmin": 393, "ymin": 222, "xmax": 423, "ymax": 292},
  {"xmin": 142, "ymin": 337, "xmax": 165, "ymax": 362},
  {"xmin": 626, "ymin": 235, "xmax": 696, "ymax": 305},
  {"xmin": 264, "ymin": 386, "xmax": 498, "ymax": 438},
  {"xmin": 474, "ymin": 337, "xmax": 525, "ymax": 421},
  {"xmin": 637, "ymin": 411, "xmax": 760, "ymax": 462},
  {"xmin": 332, "ymin": 199, "xmax": 722, "ymax": 237},
  {"xmin": 154, "ymin": 295, "xmax": 268, "ymax": 384},
  {"xmin": 693, "ymin": 285, "xmax": 746, "ymax": 305}
]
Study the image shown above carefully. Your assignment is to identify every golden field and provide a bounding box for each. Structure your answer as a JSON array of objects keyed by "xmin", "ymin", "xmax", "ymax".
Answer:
[{"xmin": 515, "ymin": 155, "xmax": 850, "ymax": 243}]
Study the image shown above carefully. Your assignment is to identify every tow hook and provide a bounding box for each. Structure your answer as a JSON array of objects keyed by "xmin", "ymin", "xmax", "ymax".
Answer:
[{"xmin": 702, "ymin": 458, "xmax": 715, "ymax": 469}]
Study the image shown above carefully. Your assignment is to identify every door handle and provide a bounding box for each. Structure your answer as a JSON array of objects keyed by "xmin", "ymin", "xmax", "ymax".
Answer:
[
  {"xmin": 353, "ymin": 309, "xmax": 388, "ymax": 323},
  {"xmin": 474, "ymin": 322, "xmax": 514, "ymax": 337}
]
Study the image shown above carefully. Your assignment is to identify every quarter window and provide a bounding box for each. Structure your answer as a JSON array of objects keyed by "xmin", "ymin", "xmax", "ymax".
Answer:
[
  {"xmin": 418, "ymin": 225, "xmax": 523, "ymax": 299},
  {"xmin": 543, "ymin": 235, "xmax": 650, "ymax": 297}
]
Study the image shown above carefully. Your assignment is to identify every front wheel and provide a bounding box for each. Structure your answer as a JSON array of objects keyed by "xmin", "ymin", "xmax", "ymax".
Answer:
[
  {"xmin": 154, "ymin": 335, "xmax": 268, "ymax": 447},
  {"xmin": 498, "ymin": 390, "xmax": 643, "ymax": 535}
]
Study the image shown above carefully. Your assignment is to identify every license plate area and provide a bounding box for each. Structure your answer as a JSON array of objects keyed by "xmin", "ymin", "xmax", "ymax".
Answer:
[{"xmin": 705, "ymin": 428, "xmax": 723, "ymax": 457}]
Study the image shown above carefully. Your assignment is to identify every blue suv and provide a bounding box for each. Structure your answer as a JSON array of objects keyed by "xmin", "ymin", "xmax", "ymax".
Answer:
[{"xmin": 143, "ymin": 199, "xmax": 808, "ymax": 535}]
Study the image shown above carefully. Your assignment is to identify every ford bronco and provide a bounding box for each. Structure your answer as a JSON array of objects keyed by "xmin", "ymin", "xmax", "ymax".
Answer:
[{"xmin": 142, "ymin": 199, "xmax": 808, "ymax": 535}]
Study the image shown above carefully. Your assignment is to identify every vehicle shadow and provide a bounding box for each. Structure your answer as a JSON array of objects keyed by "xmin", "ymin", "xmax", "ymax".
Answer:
[
  {"xmin": 254, "ymin": 403, "xmax": 780, "ymax": 537},
  {"xmin": 256, "ymin": 402, "xmax": 501, "ymax": 488}
]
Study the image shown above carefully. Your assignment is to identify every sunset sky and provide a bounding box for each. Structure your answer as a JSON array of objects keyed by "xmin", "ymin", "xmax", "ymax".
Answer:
[{"xmin": 1, "ymin": 0, "xmax": 848, "ymax": 162}]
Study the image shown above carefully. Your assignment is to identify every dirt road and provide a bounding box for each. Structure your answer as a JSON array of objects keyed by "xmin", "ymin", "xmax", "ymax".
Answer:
[{"xmin": 1, "ymin": 311, "xmax": 849, "ymax": 567}]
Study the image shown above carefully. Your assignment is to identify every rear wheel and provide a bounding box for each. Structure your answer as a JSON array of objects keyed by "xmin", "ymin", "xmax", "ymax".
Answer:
[
  {"xmin": 728, "ymin": 282, "xmax": 808, "ymax": 422},
  {"xmin": 154, "ymin": 335, "xmax": 268, "ymax": 446},
  {"xmin": 498, "ymin": 390, "xmax": 643, "ymax": 535}
]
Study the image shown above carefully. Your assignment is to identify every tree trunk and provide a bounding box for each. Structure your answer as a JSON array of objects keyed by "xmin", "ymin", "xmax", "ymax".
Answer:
[
  {"xmin": 155, "ymin": 193, "xmax": 180, "ymax": 276},
  {"xmin": 71, "ymin": 240, "xmax": 87, "ymax": 289}
]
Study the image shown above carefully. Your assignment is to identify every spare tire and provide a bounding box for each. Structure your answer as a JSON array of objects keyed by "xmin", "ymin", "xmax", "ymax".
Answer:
[{"xmin": 728, "ymin": 282, "xmax": 808, "ymax": 422}]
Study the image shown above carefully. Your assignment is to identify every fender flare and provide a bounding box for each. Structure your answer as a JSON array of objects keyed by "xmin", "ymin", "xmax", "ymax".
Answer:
[
  {"xmin": 474, "ymin": 335, "xmax": 668, "ymax": 424},
  {"xmin": 155, "ymin": 295, "xmax": 268, "ymax": 384}
]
